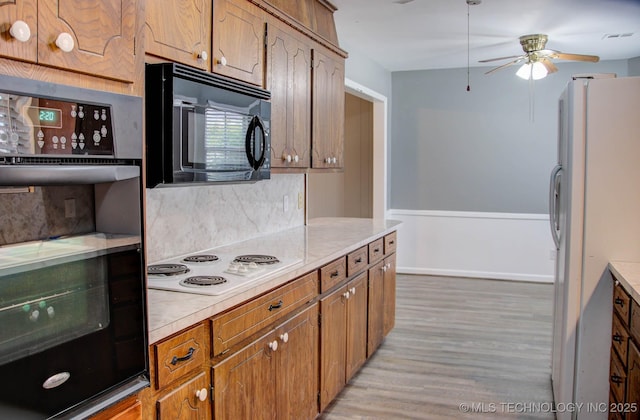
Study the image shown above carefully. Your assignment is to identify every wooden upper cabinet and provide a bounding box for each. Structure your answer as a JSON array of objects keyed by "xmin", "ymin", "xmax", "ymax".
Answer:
[
  {"xmin": 311, "ymin": 44, "xmax": 345, "ymax": 169},
  {"xmin": 266, "ymin": 18, "xmax": 311, "ymax": 169},
  {"xmin": 212, "ymin": 0, "xmax": 264, "ymax": 86},
  {"xmin": 36, "ymin": 0, "xmax": 136, "ymax": 82},
  {"xmin": 0, "ymin": 0, "xmax": 38, "ymax": 62},
  {"xmin": 145, "ymin": 0, "xmax": 211, "ymax": 71}
]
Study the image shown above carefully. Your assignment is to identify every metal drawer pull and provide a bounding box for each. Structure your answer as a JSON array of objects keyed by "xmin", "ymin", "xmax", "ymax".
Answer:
[
  {"xmin": 268, "ymin": 300, "xmax": 283, "ymax": 311},
  {"xmin": 615, "ymin": 297, "xmax": 625, "ymax": 306},
  {"xmin": 374, "ymin": 248, "xmax": 380, "ymax": 253},
  {"xmin": 330, "ymin": 270, "xmax": 340, "ymax": 278},
  {"xmin": 611, "ymin": 375, "xmax": 623, "ymax": 384},
  {"xmin": 355, "ymin": 258, "xmax": 362, "ymax": 263},
  {"xmin": 389, "ymin": 240, "xmax": 395, "ymax": 245},
  {"xmin": 171, "ymin": 347, "xmax": 195, "ymax": 365},
  {"xmin": 613, "ymin": 334, "xmax": 624, "ymax": 343}
]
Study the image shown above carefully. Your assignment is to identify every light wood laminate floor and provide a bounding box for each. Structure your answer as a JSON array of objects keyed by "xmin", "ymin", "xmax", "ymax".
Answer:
[{"xmin": 320, "ymin": 274, "xmax": 555, "ymax": 419}]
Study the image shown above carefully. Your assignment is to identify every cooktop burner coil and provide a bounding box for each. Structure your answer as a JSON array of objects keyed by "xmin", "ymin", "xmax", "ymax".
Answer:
[
  {"xmin": 233, "ymin": 255, "xmax": 280, "ymax": 265},
  {"xmin": 148, "ymin": 263, "xmax": 190, "ymax": 276},
  {"xmin": 180, "ymin": 276, "xmax": 228, "ymax": 288},
  {"xmin": 182, "ymin": 254, "xmax": 219, "ymax": 263}
]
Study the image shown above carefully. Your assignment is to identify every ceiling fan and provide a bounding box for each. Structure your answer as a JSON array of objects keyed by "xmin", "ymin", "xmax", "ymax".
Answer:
[{"xmin": 480, "ymin": 34, "xmax": 600, "ymax": 79}]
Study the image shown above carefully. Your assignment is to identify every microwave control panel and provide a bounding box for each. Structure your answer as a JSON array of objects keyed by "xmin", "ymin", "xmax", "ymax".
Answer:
[{"xmin": 0, "ymin": 92, "xmax": 115, "ymax": 157}]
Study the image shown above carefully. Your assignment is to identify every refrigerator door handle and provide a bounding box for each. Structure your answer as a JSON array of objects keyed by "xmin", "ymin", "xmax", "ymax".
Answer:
[{"xmin": 549, "ymin": 164, "xmax": 562, "ymax": 250}]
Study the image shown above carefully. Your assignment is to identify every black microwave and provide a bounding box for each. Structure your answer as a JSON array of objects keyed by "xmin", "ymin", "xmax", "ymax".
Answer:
[{"xmin": 145, "ymin": 63, "xmax": 271, "ymax": 187}]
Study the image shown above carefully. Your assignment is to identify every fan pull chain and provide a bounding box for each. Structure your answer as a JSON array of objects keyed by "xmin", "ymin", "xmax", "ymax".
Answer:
[
  {"xmin": 466, "ymin": 1, "xmax": 470, "ymax": 91},
  {"xmin": 465, "ymin": 0, "xmax": 480, "ymax": 91}
]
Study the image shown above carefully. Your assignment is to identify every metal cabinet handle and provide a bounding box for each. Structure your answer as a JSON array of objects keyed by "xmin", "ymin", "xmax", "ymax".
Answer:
[
  {"xmin": 280, "ymin": 332, "xmax": 289, "ymax": 343},
  {"xmin": 355, "ymin": 257, "xmax": 363, "ymax": 263},
  {"xmin": 615, "ymin": 297, "xmax": 625, "ymax": 307},
  {"xmin": 268, "ymin": 340, "xmax": 278, "ymax": 351},
  {"xmin": 330, "ymin": 270, "xmax": 340, "ymax": 278},
  {"xmin": 268, "ymin": 300, "xmax": 283, "ymax": 311},
  {"xmin": 171, "ymin": 347, "xmax": 195, "ymax": 365},
  {"xmin": 613, "ymin": 334, "xmax": 624, "ymax": 343},
  {"xmin": 611, "ymin": 375, "xmax": 623, "ymax": 384}
]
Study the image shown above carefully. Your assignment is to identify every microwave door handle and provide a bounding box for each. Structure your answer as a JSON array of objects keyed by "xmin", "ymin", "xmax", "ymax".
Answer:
[{"xmin": 245, "ymin": 116, "xmax": 266, "ymax": 170}]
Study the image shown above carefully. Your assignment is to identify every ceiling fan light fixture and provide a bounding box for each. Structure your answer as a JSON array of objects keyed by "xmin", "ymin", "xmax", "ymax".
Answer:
[{"xmin": 516, "ymin": 62, "xmax": 548, "ymax": 80}]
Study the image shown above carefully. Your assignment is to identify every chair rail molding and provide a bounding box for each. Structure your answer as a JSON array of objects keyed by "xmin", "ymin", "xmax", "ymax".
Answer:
[{"xmin": 388, "ymin": 209, "xmax": 555, "ymax": 283}]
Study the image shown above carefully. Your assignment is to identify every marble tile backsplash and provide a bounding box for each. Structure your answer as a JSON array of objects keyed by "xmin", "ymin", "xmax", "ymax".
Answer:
[
  {"xmin": 145, "ymin": 173, "xmax": 305, "ymax": 262},
  {"xmin": 0, "ymin": 186, "xmax": 95, "ymax": 245}
]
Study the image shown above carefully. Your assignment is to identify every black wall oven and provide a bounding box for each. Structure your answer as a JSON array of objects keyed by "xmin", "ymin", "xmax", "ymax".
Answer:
[
  {"xmin": 145, "ymin": 63, "xmax": 271, "ymax": 187},
  {"xmin": 0, "ymin": 75, "xmax": 148, "ymax": 419}
]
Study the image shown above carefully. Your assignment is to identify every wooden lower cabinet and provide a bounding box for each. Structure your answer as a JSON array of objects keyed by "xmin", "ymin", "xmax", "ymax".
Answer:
[
  {"xmin": 156, "ymin": 371, "xmax": 211, "ymax": 419},
  {"xmin": 383, "ymin": 253, "xmax": 397, "ymax": 337},
  {"xmin": 345, "ymin": 272, "xmax": 369, "ymax": 381},
  {"xmin": 609, "ymin": 277, "xmax": 640, "ymax": 419},
  {"xmin": 213, "ymin": 304, "xmax": 319, "ymax": 420},
  {"xmin": 320, "ymin": 272, "xmax": 368, "ymax": 411},
  {"xmin": 628, "ymin": 340, "xmax": 640, "ymax": 420},
  {"xmin": 367, "ymin": 260, "xmax": 384, "ymax": 356}
]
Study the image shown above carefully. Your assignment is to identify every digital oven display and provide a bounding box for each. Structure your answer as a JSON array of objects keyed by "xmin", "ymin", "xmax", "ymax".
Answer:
[{"xmin": 26, "ymin": 106, "xmax": 63, "ymax": 128}]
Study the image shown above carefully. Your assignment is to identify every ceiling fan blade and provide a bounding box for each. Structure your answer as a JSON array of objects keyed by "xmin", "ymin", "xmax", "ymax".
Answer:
[
  {"xmin": 484, "ymin": 57, "xmax": 525, "ymax": 75},
  {"xmin": 548, "ymin": 50, "xmax": 600, "ymax": 62},
  {"xmin": 540, "ymin": 58, "xmax": 558, "ymax": 74},
  {"xmin": 478, "ymin": 54, "xmax": 525, "ymax": 63}
]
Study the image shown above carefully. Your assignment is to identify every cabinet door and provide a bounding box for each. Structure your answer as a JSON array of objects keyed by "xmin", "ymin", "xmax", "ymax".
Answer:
[
  {"xmin": 145, "ymin": 0, "xmax": 211, "ymax": 70},
  {"xmin": 156, "ymin": 371, "xmax": 211, "ymax": 420},
  {"xmin": 367, "ymin": 260, "xmax": 384, "ymax": 357},
  {"xmin": 266, "ymin": 19, "xmax": 311, "ymax": 168},
  {"xmin": 212, "ymin": 332, "xmax": 276, "ymax": 420},
  {"xmin": 383, "ymin": 253, "xmax": 397, "ymax": 337},
  {"xmin": 275, "ymin": 304, "xmax": 319, "ymax": 420},
  {"xmin": 320, "ymin": 285, "xmax": 347, "ymax": 411},
  {"xmin": 37, "ymin": 0, "xmax": 136, "ymax": 82},
  {"xmin": 627, "ymin": 340, "xmax": 640, "ymax": 417},
  {"xmin": 0, "ymin": 0, "xmax": 38, "ymax": 62},
  {"xmin": 212, "ymin": 0, "xmax": 264, "ymax": 86},
  {"xmin": 346, "ymin": 272, "xmax": 368, "ymax": 381},
  {"xmin": 311, "ymin": 46, "xmax": 344, "ymax": 169}
]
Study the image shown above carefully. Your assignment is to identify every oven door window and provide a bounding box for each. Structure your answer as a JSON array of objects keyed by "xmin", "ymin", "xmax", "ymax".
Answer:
[
  {"xmin": 0, "ymin": 250, "xmax": 110, "ymax": 365},
  {"xmin": 180, "ymin": 104, "xmax": 256, "ymax": 180}
]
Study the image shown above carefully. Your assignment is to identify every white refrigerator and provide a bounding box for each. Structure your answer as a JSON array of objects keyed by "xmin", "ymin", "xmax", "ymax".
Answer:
[{"xmin": 549, "ymin": 75, "xmax": 640, "ymax": 419}]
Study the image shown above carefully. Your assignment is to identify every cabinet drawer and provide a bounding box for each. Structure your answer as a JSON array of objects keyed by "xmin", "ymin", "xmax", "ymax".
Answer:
[
  {"xmin": 384, "ymin": 232, "xmax": 397, "ymax": 255},
  {"xmin": 614, "ymin": 281, "xmax": 631, "ymax": 325},
  {"xmin": 368, "ymin": 238, "xmax": 384, "ymax": 264},
  {"xmin": 154, "ymin": 324, "xmax": 206, "ymax": 389},
  {"xmin": 347, "ymin": 247, "xmax": 368, "ymax": 277},
  {"xmin": 610, "ymin": 352, "xmax": 627, "ymax": 404},
  {"xmin": 320, "ymin": 257, "xmax": 347, "ymax": 293},
  {"xmin": 211, "ymin": 271, "xmax": 318, "ymax": 357},
  {"xmin": 630, "ymin": 300, "xmax": 640, "ymax": 343},
  {"xmin": 613, "ymin": 313, "xmax": 630, "ymax": 366}
]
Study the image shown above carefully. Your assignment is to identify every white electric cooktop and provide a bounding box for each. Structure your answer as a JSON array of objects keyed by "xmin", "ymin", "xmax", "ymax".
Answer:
[{"xmin": 147, "ymin": 251, "xmax": 302, "ymax": 296}]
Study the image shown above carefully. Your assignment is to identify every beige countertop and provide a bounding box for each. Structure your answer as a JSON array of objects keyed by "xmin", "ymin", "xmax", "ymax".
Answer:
[
  {"xmin": 609, "ymin": 260, "xmax": 640, "ymax": 303},
  {"xmin": 146, "ymin": 217, "xmax": 401, "ymax": 344}
]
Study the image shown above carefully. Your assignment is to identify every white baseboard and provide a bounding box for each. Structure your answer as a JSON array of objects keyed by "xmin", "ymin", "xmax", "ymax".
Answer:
[{"xmin": 387, "ymin": 209, "xmax": 555, "ymax": 283}]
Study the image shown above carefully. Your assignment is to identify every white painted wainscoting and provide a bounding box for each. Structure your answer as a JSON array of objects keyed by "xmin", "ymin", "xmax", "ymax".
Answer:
[{"xmin": 388, "ymin": 209, "xmax": 555, "ymax": 283}]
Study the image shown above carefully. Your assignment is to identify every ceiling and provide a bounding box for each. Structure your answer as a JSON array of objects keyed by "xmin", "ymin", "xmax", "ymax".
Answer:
[{"xmin": 331, "ymin": 0, "xmax": 640, "ymax": 72}]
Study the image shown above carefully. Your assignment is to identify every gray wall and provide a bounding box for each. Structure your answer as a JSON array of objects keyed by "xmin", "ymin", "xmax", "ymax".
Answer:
[
  {"xmin": 390, "ymin": 60, "xmax": 629, "ymax": 214},
  {"xmin": 629, "ymin": 56, "xmax": 640, "ymax": 76},
  {"xmin": 341, "ymin": 40, "xmax": 392, "ymax": 99}
]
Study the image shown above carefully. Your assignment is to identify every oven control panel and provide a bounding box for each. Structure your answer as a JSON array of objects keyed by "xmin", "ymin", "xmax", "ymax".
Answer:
[{"xmin": 0, "ymin": 92, "xmax": 114, "ymax": 156}]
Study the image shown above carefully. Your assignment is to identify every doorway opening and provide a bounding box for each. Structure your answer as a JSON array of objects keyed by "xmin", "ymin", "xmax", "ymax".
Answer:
[{"xmin": 307, "ymin": 79, "xmax": 387, "ymax": 220}]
